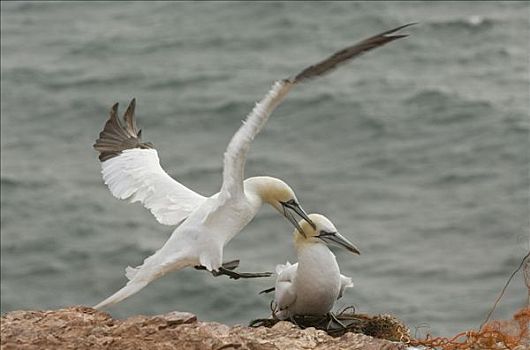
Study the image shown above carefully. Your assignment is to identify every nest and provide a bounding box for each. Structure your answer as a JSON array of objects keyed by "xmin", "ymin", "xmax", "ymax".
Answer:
[
  {"xmin": 250, "ymin": 307, "xmax": 530, "ymax": 349},
  {"xmin": 250, "ymin": 251, "xmax": 530, "ymax": 349},
  {"xmin": 249, "ymin": 306, "xmax": 411, "ymax": 342}
]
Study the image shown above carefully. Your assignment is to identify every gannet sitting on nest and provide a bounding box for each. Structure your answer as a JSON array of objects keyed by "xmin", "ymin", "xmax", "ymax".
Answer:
[
  {"xmin": 265, "ymin": 214, "xmax": 359, "ymax": 320},
  {"xmin": 93, "ymin": 24, "xmax": 412, "ymax": 309}
]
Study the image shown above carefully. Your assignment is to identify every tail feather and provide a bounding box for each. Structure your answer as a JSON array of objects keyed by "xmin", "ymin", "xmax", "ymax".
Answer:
[
  {"xmin": 94, "ymin": 251, "xmax": 193, "ymax": 309},
  {"xmin": 94, "ymin": 279, "xmax": 149, "ymax": 309}
]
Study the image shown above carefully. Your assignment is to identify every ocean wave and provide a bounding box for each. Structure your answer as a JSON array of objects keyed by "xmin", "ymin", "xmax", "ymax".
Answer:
[
  {"xmin": 148, "ymin": 73, "xmax": 230, "ymax": 90},
  {"xmin": 405, "ymin": 89, "xmax": 456, "ymax": 107},
  {"xmin": 0, "ymin": 176, "xmax": 51, "ymax": 190},
  {"xmin": 207, "ymin": 99, "xmax": 253, "ymax": 116},
  {"xmin": 2, "ymin": 67, "xmax": 79, "ymax": 85},
  {"xmin": 404, "ymin": 89, "xmax": 495, "ymax": 122},
  {"xmin": 137, "ymin": 38, "xmax": 187, "ymax": 54},
  {"xmin": 425, "ymin": 16, "xmax": 496, "ymax": 31},
  {"xmin": 1, "ymin": 1, "xmax": 39, "ymax": 12},
  {"xmin": 430, "ymin": 171, "xmax": 497, "ymax": 186},
  {"xmin": 43, "ymin": 73, "xmax": 145, "ymax": 90},
  {"xmin": 172, "ymin": 164, "xmax": 222, "ymax": 180},
  {"xmin": 292, "ymin": 92, "xmax": 338, "ymax": 108}
]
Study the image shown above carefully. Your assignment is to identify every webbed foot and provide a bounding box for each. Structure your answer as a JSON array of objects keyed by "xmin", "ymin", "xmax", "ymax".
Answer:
[{"xmin": 195, "ymin": 260, "xmax": 272, "ymax": 279}]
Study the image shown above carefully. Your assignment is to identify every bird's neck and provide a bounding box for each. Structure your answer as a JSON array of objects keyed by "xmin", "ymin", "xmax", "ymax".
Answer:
[
  {"xmin": 296, "ymin": 241, "xmax": 330, "ymax": 256},
  {"xmin": 296, "ymin": 242, "xmax": 340, "ymax": 276}
]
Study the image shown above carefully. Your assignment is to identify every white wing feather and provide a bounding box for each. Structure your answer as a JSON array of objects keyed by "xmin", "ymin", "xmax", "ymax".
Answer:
[
  {"xmin": 338, "ymin": 274, "xmax": 354, "ymax": 299},
  {"xmin": 101, "ymin": 148, "xmax": 206, "ymax": 226},
  {"xmin": 213, "ymin": 24, "xmax": 414, "ymax": 200},
  {"xmin": 219, "ymin": 80, "xmax": 294, "ymax": 199},
  {"xmin": 94, "ymin": 101, "xmax": 207, "ymax": 226},
  {"xmin": 275, "ymin": 261, "xmax": 297, "ymax": 276},
  {"xmin": 274, "ymin": 261, "xmax": 298, "ymax": 312}
]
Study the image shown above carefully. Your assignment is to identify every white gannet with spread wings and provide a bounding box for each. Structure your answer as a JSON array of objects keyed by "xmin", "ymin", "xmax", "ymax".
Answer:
[{"xmin": 93, "ymin": 24, "xmax": 412, "ymax": 309}]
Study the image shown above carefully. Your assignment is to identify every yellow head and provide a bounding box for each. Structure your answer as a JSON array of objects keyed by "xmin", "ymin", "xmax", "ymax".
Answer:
[
  {"xmin": 294, "ymin": 214, "xmax": 360, "ymax": 255},
  {"xmin": 245, "ymin": 176, "xmax": 315, "ymax": 234}
]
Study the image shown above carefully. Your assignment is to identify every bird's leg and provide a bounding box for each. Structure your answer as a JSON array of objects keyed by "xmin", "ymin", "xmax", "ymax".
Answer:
[
  {"xmin": 194, "ymin": 259, "xmax": 240, "ymax": 277},
  {"xmin": 327, "ymin": 312, "xmax": 347, "ymax": 330},
  {"xmin": 219, "ymin": 259, "xmax": 240, "ymax": 271},
  {"xmin": 217, "ymin": 266, "xmax": 272, "ymax": 280},
  {"xmin": 194, "ymin": 260, "xmax": 272, "ymax": 279},
  {"xmin": 289, "ymin": 315, "xmax": 302, "ymax": 328}
]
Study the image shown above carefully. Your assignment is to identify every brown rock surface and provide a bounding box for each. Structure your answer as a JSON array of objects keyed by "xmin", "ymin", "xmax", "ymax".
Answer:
[{"xmin": 1, "ymin": 306, "xmax": 408, "ymax": 350}]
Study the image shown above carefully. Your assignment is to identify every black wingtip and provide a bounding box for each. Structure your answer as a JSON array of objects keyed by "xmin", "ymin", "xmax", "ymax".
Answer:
[
  {"xmin": 123, "ymin": 99, "xmax": 136, "ymax": 116},
  {"xmin": 385, "ymin": 34, "xmax": 409, "ymax": 41},
  {"xmin": 292, "ymin": 23, "xmax": 415, "ymax": 83},
  {"xmin": 124, "ymin": 99, "xmax": 136, "ymax": 114},
  {"xmin": 123, "ymin": 98, "xmax": 138, "ymax": 137},
  {"xmin": 382, "ymin": 22, "xmax": 417, "ymax": 36},
  {"xmin": 110, "ymin": 102, "xmax": 119, "ymax": 116},
  {"xmin": 94, "ymin": 99, "xmax": 154, "ymax": 161}
]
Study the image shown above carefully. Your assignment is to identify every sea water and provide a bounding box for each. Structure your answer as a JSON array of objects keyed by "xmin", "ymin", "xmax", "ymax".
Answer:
[{"xmin": 1, "ymin": 1, "xmax": 528, "ymax": 336}]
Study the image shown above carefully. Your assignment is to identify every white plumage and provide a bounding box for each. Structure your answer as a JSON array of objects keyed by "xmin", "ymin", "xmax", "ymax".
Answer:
[
  {"xmin": 102, "ymin": 148, "xmax": 206, "ymax": 225},
  {"xmin": 94, "ymin": 82, "xmax": 312, "ymax": 309},
  {"xmin": 273, "ymin": 214, "xmax": 358, "ymax": 319},
  {"xmin": 92, "ymin": 25, "xmax": 411, "ymax": 309}
]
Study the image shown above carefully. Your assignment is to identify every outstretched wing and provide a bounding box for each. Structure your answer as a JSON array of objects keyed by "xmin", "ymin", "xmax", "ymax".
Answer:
[
  {"xmin": 219, "ymin": 24, "xmax": 414, "ymax": 198},
  {"xmin": 220, "ymin": 80, "xmax": 294, "ymax": 198},
  {"xmin": 93, "ymin": 100, "xmax": 207, "ymax": 226}
]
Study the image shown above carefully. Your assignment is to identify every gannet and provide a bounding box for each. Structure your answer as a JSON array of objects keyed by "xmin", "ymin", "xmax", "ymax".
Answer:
[
  {"xmin": 92, "ymin": 24, "xmax": 412, "ymax": 309},
  {"xmin": 271, "ymin": 214, "xmax": 359, "ymax": 320}
]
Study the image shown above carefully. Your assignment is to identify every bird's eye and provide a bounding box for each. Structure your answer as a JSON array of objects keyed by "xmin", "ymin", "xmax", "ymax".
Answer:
[
  {"xmin": 286, "ymin": 199, "xmax": 297, "ymax": 206},
  {"xmin": 319, "ymin": 231, "xmax": 335, "ymax": 237}
]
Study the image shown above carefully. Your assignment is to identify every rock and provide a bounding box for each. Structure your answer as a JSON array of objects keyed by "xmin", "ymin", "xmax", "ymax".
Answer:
[
  {"xmin": 158, "ymin": 311, "xmax": 197, "ymax": 326},
  {"xmin": 1, "ymin": 306, "xmax": 407, "ymax": 350}
]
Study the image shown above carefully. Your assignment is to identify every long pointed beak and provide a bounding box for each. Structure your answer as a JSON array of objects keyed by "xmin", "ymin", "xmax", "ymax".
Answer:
[
  {"xmin": 281, "ymin": 202, "xmax": 315, "ymax": 237},
  {"xmin": 319, "ymin": 232, "xmax": 361, "ymax": 255}
]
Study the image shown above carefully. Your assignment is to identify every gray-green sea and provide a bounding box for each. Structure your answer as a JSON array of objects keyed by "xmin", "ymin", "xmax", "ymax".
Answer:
[{"xmin": 1, "ymin": 1, "xmax": 529, "ymax": 337}]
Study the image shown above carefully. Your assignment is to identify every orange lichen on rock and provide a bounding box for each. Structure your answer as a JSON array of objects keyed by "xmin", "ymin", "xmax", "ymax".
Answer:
[{"xmin": 408, "ymin": 307, "xmax": 530, "ymax": 350}]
